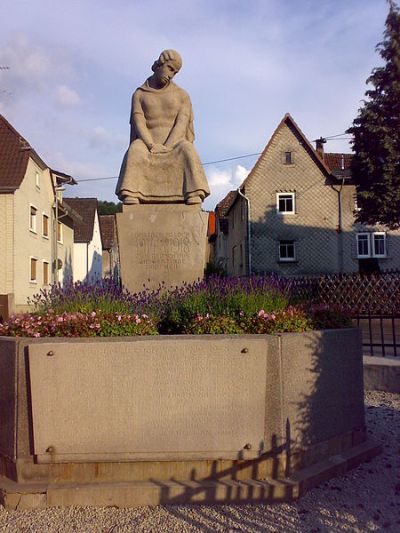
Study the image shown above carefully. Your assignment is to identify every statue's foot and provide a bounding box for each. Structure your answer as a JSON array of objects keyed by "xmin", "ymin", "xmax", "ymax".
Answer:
[
  {"xmin": 186, "ymin": 195, "xmax": 202, "ymax": 205},
  {"xmin": 123, "ymin": 195, "xmax": 140, "ymax": 205}
]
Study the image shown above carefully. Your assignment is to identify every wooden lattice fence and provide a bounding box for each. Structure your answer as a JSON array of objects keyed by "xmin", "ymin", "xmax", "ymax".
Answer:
[{"xmin": 284, "ymin": 270, "xmax": 400, "ymax": 314}]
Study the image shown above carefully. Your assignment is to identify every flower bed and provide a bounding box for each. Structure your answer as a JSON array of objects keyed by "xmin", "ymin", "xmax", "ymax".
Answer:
[{"xmin": 0, "ymin": 277, "xmax": 352, "ymax": 337}]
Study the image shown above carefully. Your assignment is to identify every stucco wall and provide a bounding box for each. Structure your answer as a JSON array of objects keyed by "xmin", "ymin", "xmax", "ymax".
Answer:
[
  {"xmin": 13, "ymin": 159, "xmax": 54, "ymax": 308},
  {"xmin": 227, "ymin": 197, "xmax": 248, "ymax": 275},
  {"xmin": 73, "ymin": 210, "xmax": 102, "ymax": 283},
  {"xmin": 58, "ymin": 223, "xmax": 74, "ymax": 285},
  {"xmin": 88, "ymin": 210, "xmax": 102, "ymax": 281},
  {"xmin": 0, "ymin": 193, "xmax": 14, "ymax": 294}
]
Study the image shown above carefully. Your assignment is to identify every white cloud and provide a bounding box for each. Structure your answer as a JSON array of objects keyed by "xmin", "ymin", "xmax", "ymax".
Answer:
[
  {"xmin": 203, "ymin": 164, "xmax": 250, "ymax": 211},
  {"xmin": 56, "ymin": 85, "xmax": 81, "ymax": 107},
  {"xmin": 87, "ymin": 126, "xmax": 126, "ymax": 150}
]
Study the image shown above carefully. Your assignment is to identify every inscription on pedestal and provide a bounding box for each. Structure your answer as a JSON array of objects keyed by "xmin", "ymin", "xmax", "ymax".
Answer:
[
  {"xmin": 116, "ymin": 205, "xmax": 208, "ymax": 293},
  {"xmin": 134, "ymin": 232, "xmax": 190, "ymax": 270}
]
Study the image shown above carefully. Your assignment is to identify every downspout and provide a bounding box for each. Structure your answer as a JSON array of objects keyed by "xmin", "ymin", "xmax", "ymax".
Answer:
[{"xmin": 237, "ymin": 188, "xmax": 252, "ymax": 275}]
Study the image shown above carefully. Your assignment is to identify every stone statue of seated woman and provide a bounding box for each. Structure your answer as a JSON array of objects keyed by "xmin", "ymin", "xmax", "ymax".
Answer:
[{"xmin": 116, "ymin": 49, "xmax": 210, "ymax": 205}]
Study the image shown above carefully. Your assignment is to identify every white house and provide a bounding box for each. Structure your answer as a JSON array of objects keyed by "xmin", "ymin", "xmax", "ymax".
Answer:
[{"xmin": 63, "ymin": 198, "xmax": 103, "ymax": 282}]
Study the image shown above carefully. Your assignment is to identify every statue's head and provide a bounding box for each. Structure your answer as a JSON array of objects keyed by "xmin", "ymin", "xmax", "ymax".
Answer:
[{"xmin": 151, "ymin": 49, "xmax": 182, "ymax": 87}]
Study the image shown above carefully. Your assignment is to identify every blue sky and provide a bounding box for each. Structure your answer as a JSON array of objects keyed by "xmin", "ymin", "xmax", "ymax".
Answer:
[{"xmin": 0, "ymin": 0, "xmax": 389, "ymax": 210}]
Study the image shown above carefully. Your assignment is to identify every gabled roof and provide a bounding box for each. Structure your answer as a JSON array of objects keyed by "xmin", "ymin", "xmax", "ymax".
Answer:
[
  {"xmin": 0, "ymin": 114, "xmax": 37, "ymax": 190},
  {"xmin": 0, "ymin": 114, "xmax": 77, "ymax": 192},
  {"xmin": 215, "ymin": 190, "xmax": 238, "ymax": 217},
  {"xmin": 98, "ymin": 214, "xmax": 116, "ymax": 250},
  {"xmin": 324, "ymin": 153, "xmax": 352, "ymax": 179},
  {"xmin": 63, "ymin": 198, "xmax": 99, "ymax": 243},
  {"xmin": 240, "ymin": 113, "xmax": 334, "ymax": 191}
]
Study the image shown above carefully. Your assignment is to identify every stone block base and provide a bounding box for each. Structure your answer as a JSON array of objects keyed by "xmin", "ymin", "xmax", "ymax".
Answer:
[
  {"xmin": 0, "ymin": 440, "xmax": 381, "ymax": 509},
  {"xmin": 116, "ymin": 204, "xmax": 208, "ymax": 293}
]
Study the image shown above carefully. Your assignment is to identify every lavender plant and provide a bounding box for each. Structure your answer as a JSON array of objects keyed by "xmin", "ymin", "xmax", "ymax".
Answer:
[{"xmin": 0, "ymin": 275, "xmax": 351, "ymax": 337}]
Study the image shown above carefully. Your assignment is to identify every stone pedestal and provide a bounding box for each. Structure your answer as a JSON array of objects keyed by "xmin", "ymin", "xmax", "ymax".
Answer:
[{"xmin": 116, "ymin": 204, "xmax": 208, "ymax": 293}]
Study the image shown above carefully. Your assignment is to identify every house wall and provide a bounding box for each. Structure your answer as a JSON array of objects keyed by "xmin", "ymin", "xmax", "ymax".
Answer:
[
  {"xmin": 243, "ymin": 123, "xmax": 343, "ymax": 275},
  {"xmin": 73, "ymin": 243, "xmax": 88, "ymax": 282},
  {"xmin": 233, "ymin": 121, "xmax": 400, "ymax": 276},
  {"xmin": 58, "ymin": 222, "xmax": 74, "ymax": 285},
  {"xmin": 13, "ymin": 159, "xmax": 54, "ymax": 310},
  {"xmin": 214, "ymin": 219, "xmax": 228, "ymax": 272},
  {"xmin": 227, "ymin": 197, "xmax": 248, "ymax": 276},
  {"xmin": 87, "ymin": 210, "xmax": 102, "ymax": 282},
  {"xmin": 0, "ymin": 193, "xmax": 14, "ymax": 295},
  {"xmin": 73, "ymin": 211, "xmax": 102, "ymax": 283}
]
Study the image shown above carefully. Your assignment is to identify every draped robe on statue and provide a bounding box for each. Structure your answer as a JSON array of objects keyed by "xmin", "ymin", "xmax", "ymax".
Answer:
[{"xmin": 116, "ymin": 80, "xmax": 210, "ymax": 204}]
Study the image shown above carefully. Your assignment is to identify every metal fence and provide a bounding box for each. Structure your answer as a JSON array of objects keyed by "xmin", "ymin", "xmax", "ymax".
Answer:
[
  {"xmin": 285, "ymin": 270, "xmax": 400, "ymax": 357},
  {"xmin": 355, "ymin": 313, "xmax": 400, "ymax": 357}
]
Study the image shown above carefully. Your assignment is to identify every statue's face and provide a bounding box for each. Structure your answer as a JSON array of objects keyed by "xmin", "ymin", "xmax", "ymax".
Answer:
[{"xmin": 154, "ymin": 60, "xmax": 180, "ymax": 86}]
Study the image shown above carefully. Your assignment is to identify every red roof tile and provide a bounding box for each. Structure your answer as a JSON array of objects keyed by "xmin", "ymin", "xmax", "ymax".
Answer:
[
  {"xmin": 63, "ymin": 198, "xmax": 98, "ymax": 243},
  {"xmin": 99, "ymin": 214, "xmax": 116, "ymax": 250},
  {"xmin": 0, "ymin": 114, "xmax": 31, "ymax": 190},
  {"xmin": 216, "ymin": 191, "xmax": 238, "ymax": 217},
  {"xmin": 324, "ymin": 153, "xmax": 353, "ymax": 178}
]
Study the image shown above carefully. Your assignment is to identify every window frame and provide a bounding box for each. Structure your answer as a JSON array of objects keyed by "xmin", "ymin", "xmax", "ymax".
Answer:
[
  {"xmin": 372, "ymin": 232, "xmax": 386, "ymax": 258},
  {"xmin": 35, "ymin": 171, "xmax": 40, "ymax": 189},
  {"xmin": 356, "ymin": 233, "xmax": 371, "ymax": 258},
  {"xmin": 284, "ymin": 151, "xmax": 293, "ymax": 165},
  {"xmin": 29, "ymin": 205, "xmax": 38, "ymax": 233},
  {"xmin": 279, "ymin": 240, "xmax": 296, "ymax": 262},
  {"xmin": 43, "ymin": 261, "xmax": 50, "ymax": 285},
  {"xmin": 30, "ymin": 257, "xmax": 38, "ymax": 283},
  {"xmin": 276, "ymin": 192, "xmax": 296, "ymax": 215},
  {"xmin": 42, "ymin": 213, "xmax": 49, "ymax": 238}
]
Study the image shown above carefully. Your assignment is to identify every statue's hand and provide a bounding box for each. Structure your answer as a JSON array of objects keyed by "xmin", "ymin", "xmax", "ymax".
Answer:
[{"xmin": 150, "ymin": 144, "xmax": 172, "ymax": 154}]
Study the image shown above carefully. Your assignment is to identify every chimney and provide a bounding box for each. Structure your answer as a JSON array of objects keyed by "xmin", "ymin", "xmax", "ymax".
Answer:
[{"xmin": 315, "ymin": 137, "xmax": 326, "ymax": 160}]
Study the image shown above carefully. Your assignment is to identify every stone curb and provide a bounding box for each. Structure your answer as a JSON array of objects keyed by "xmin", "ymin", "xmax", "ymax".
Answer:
[{"xmin": 364, "ymin": 356, "xmax": 400, "ymax": 393}]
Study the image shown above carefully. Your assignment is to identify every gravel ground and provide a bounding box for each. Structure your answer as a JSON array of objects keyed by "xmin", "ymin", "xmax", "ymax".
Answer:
[{"xmin": 1, "ymin": 390, "xmax": 399, "ymax": 532}]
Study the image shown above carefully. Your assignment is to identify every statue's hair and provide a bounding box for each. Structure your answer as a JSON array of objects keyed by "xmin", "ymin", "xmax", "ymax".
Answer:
[{"xmin": 151, "ymin": 49, "xmax": 182, "ymax": 72}]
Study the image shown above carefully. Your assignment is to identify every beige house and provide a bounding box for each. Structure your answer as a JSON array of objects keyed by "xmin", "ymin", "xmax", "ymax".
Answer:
[
  {"xmin": 215, "ymin": 114, "xmax": 400, "ymax": 276},
  {"xmin": 0, "ymin": 114, "xmax": 77, "ymax": 314}
]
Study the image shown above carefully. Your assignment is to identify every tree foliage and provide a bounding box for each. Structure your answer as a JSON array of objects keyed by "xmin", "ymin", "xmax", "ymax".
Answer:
[
  {"xmin": 347, "ymin": 0, "xmax": 400, "ymax": 228},
  {"xmin": 97, "ymin": 200, "xmax": 122, "ymax": 215}
]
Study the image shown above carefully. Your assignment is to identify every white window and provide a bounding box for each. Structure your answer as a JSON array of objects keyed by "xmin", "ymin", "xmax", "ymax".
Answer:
[
  {"xmin": 372, "ymin": 233, "xmax": 386, "ymax": 257},
  {"xmin": 277, "ymin": 193, "xmax": 295, "ymax": 214},
  {"xmin": 356, "ymin": 233, "xmax": 370, "ymax": 258},
  {"xmin": 35, "ymin": 171, "xmax": 40, "ymax": 188},
  {"xmin": 29, "ymin": 205, "xmax": 37, "ymax": 233},
  {"xmin": 356, "ymin": 232, "xmax": 386, "ymax": 258},
  {"xmin": 279, "ymin": 240, "xmax": 296, "ymax": 262},
  {"xmin": 30, "ymin": 257, "xmax": 38, "ymax": 282}
]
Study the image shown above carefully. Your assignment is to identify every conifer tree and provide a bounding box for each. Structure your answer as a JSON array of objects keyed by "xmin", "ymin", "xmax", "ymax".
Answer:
[{"xmin": 347, "ymin": 0, "xmax": 400, "ymax": 228}]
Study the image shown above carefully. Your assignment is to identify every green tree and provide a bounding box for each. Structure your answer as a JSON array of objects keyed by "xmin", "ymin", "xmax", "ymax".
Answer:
[
  {"xmin": 97, "ymin": 200, "xmax": 122, "ymax": 215},
  {"xmin": 347, "ymin": 0, "xmax": 400, "ymax": 228}
]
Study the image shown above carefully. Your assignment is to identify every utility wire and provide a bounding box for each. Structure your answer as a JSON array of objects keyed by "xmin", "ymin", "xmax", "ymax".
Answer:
[
  {"xmin": 76, "ymin": 152, "xmax": 263, "ymax": 182},
  {"xmin": 75, "ymin": 135, "xmax": 353, "ymax": 184}
]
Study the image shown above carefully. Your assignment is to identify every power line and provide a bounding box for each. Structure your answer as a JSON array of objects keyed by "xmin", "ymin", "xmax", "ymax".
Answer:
[
  {"xmin": 75, "ymin": 151, "xmax": 263, "ymax": 183},
  {"xmin": 75, "ymin": 136, "xmax": 353, "ymax": 184}
]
